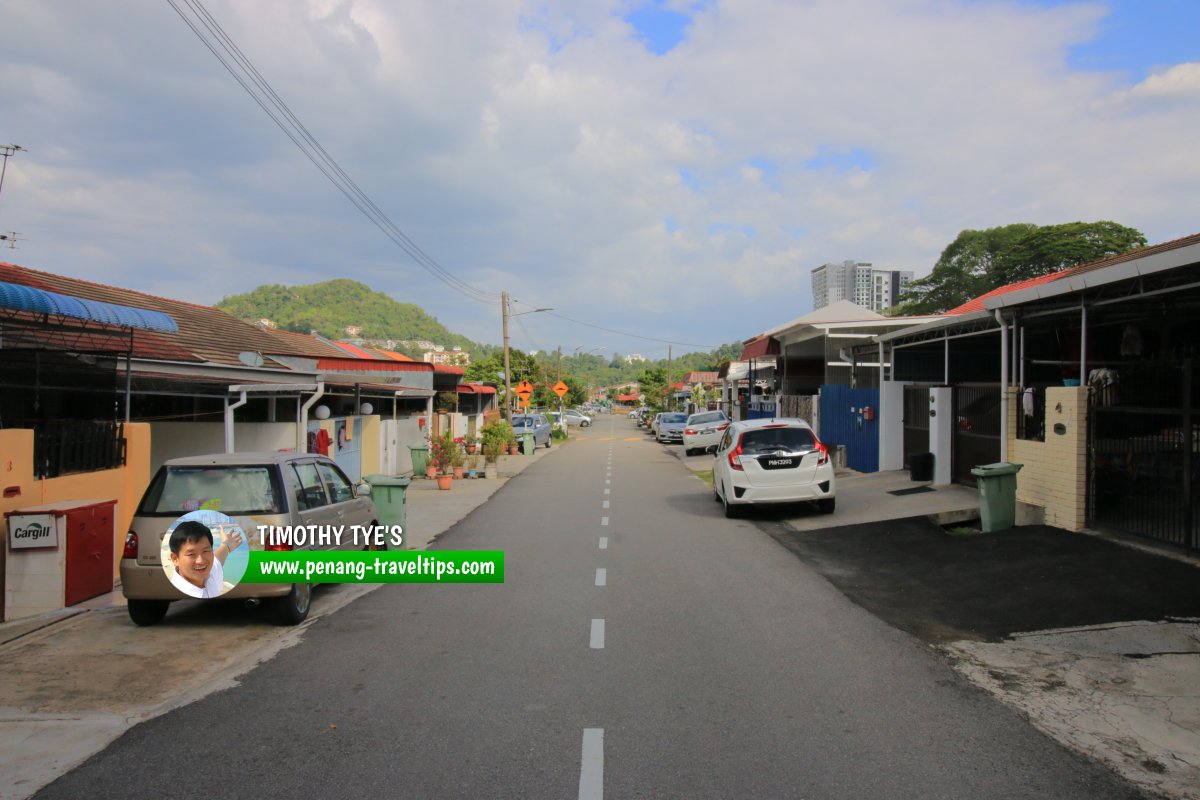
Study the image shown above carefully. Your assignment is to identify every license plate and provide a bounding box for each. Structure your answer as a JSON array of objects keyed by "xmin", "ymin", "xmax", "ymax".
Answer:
[{"xmin": 760, "ymin": 457, "xmax": 797, "ymax": 470}]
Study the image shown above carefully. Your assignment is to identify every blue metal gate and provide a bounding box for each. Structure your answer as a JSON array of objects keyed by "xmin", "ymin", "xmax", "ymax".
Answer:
[{"xmin": 818, "ymin": 384, "xmax": 880, "ymax": 472}]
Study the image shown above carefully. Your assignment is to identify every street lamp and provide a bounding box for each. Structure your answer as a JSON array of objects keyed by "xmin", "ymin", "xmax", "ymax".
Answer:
[{"xmin": 501, "ymin": 291, "xmax": 552, "ymax": 421}]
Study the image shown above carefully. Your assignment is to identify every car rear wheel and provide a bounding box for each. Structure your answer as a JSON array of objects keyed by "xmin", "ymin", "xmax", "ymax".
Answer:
[
  {"xmin": 127, "ymin": 598, "xmax": 170, "ymax": 627},
  {"xmin": 274, "ymin": 582, "xmax": 312, "ymax": 625},
  {"xmin": 582, "ymin": 421, "xmax": 591, "ymax": 427},
  {"xmin": 720, "ymin": 483, "xmax": 739, "ymax": 518},
  {"xmin": 818, "ymin": 498, "xmax": 836, "ymax": 514}
]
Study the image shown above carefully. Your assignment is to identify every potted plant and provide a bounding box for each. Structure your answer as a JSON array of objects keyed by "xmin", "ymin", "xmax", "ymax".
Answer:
[
  {"xmin": 450, "ymin": 444, "xmax": 465, "ymax": 479},
  {"xmin": 435, "ymin": 472, "xmax": 453, "ymax": 490},
  {"xmin": 482, "ymin": 440, "xmax": 502, "ymax": 465},
  {"xmin": 480, "ymin": 419, "xmax": 515, "ymax": 459},
  {"xmin": 429, "ymin": 429, "xmax": 456, "ymax": 476}
]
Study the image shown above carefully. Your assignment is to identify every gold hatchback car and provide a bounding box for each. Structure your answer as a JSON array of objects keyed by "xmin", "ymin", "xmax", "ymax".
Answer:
[{"xmin": 121, "ymin": 452, "xmax": 379, "ymax": 627}]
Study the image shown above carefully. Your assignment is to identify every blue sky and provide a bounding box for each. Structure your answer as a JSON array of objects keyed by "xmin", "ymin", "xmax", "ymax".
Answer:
[{"xmin": 1, "ymin": 1, "xmax": 1198, "ymax": 357}]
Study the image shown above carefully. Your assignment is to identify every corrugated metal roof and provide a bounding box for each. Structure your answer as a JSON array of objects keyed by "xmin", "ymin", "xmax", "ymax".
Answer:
[{"xmin": 0, "ymin": 280, "xmax": 178, "ymax": 332}]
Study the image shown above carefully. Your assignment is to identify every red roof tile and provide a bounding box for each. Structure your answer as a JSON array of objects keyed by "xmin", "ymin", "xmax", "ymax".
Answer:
[{"xmin": 945, "ymin": 271, "xmax": 1068, "ymax": 315}]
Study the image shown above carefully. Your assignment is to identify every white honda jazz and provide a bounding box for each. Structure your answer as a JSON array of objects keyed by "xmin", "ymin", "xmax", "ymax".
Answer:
[{"xmin": 712, "ymin": 418, "xmax": 836, "ymax": 518}]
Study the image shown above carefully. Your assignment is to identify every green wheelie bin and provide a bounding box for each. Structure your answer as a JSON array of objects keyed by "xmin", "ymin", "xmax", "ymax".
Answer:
[
  {"xmin": 969, "ymin": 462, "xmax": 1023, "ymax": 533},
  {"xmin": 364, "ymin": 474, "xmax": 411, "ymax": 549}
]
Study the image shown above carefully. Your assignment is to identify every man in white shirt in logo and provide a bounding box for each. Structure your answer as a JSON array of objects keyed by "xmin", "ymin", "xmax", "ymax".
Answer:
[{"xmin": 167, "ymin": 520, "xmax": 242, "ymax": 598}]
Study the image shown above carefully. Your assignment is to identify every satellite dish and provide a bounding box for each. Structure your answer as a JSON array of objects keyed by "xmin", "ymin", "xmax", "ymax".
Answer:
[{"xmin": 238, "ymin": 351, "xmax": 264, "ymax": 367}]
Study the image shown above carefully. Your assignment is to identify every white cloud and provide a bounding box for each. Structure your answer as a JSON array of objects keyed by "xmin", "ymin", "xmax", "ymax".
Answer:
[{"xmin": 0, "ymin": 0, "xmax": 1196, "ymax": 350}]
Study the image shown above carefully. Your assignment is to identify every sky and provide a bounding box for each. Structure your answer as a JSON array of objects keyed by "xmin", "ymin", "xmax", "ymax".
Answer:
[{"xmin": 1, "ymin": 0, "xmax": 1198, "ymax": 359}]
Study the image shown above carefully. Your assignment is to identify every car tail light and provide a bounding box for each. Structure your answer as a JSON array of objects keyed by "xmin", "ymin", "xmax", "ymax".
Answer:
[
  {"xmin": 123, "ymin": 531, "xmax": 138, "ymax": 559},
  {"xmin": 815, "ymin": 440, "xmax": 830, "ymax": 466},
  {"xmin": 717, "ymin": 422, "xmax": 729, "ymax": 431},
  {"xmin": 684, "ymin": 428, "xmax": 697, "ymax": 436},
  {"xmin": 727, "ymin": 438, "xmax": 745, "ymax": 471}
]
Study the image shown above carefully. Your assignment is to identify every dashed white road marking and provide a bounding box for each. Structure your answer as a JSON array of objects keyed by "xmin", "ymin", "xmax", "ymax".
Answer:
[
  {"xmin": 599, "ymin": 537, "xmax": 608, "ymax": 549},
  {"xmin": 595, "ymin": 568, "xmax": 606, "ymax": 586},
  {"xmin": 590, "ymin": 619, "xmax": 605, "ymax": 649},
  {"xmin": 579, "ymin": 728, "xmax": 604, "ymax": 800},
  {"xmin": 602, "ymin": 500, "xmax": 610, "ymax": 509},
  {"xmin": 601, "ymin": 516, "xmax": 609, "ymax": 526}
]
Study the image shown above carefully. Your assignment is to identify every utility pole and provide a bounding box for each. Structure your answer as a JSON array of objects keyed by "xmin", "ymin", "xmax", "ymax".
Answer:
[
  {"xmin": 0, "ymin": 145, "xmax": 26, "ymax": 223},
  {"xmin": 667, "ymin": 345, "xmax": 672, "ymax": 411},
  {"xmin": 501, "ymin": 291, "xmax": 512, "ymax": 422}
]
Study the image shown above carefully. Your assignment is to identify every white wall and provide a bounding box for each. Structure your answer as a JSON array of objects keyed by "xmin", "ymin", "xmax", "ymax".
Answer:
[
  {"xmin": 149, "ymin": 422, "xmax": 296, "ymax": 474},
  {"xmin": 380, "ymin": 416, "xmax": 427, "ymax": 476},
  {"xmin": 928, "ymin": 387, "xmax": 954, "ymax": 485}
]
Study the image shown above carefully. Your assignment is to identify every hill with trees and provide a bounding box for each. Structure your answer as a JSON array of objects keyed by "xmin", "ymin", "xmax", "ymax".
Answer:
[{"xmin": 216, "ymin": 279, "xmax": 483, "ymax": 353}]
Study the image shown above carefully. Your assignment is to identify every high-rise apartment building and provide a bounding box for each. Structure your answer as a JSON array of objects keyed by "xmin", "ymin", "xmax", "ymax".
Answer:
[{"xmin": 811, "ymin": 260, "xmax": 914, "ymax": 312}]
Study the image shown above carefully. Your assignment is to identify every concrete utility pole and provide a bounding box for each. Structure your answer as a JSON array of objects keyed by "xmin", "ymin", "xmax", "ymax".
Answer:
[
  {"xmin": 501, "ymin": 292, "xmax": 553, "ymax": 423},
  {"xmin": 502, "ymin": 291, "xmax": 512, "ymax": 422},
  {"xmin": 0, "ymin": 145, "xmax": 26, "ymax": 223}
]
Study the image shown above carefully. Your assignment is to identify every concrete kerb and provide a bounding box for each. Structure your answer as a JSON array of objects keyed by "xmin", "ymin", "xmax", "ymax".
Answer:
[{"xmin": 0, "ymin": 439, "xmax": 562, "ymax": 800}]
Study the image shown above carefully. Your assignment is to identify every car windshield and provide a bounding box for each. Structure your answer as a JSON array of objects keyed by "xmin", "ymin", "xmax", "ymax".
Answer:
[
  {"xmin": 138, "ymin": 465, "xmax": 285, "ymax": 516},
  {"xmin": 662, "ymin": 413, "xmax": 688, "ymax": 423},
  {"xmin": 690, "ymin": 412, "xmax": 726, "ymax": 425},
  {"xmin": 738, "ymin": 427, "xmax": 816, "ymax": 454},
  {"xmin": 512, "ymin": 416, "xmax": 538, "ymax": 428}
]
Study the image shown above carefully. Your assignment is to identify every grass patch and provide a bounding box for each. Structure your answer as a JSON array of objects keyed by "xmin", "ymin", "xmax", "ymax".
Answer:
[
  {"xmin": 945, "ymin": 525, "xmax": 981, "ymax": 536},
  {"xmin": 695, "ymin": 469, "xmax": 714, "ymax": 486}
]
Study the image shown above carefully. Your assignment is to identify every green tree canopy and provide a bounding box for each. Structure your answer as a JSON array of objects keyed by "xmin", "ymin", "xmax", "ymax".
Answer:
[{"xmin": 894, "ymin": 221, "xmax": 1146, "ymax": 315}]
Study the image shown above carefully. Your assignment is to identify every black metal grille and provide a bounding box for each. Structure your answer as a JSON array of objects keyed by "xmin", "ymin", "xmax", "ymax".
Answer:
[
  {"xmin": 1087, "ymin": 358, "xmax": 1197, "ymax": 551},
  {"xmin": 903, "ymin": 385, "xmax": 931, "ymax": 468},
  {"xmin": 953, "ymin": 384, "xmax": 1001, "ymax": 484},
  {"xmin": 33, "ymin": 421, "xmax": 127, "ymax": 479}
]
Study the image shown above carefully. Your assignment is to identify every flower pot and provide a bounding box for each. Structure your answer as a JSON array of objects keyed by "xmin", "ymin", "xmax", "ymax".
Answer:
[
  {"xmin": 436, "ymin": 474, "xmax": 453, "ymax": 490},
  {"xmin": 452, "ymin": 466, "xmax": 464, "ymax": 479},
  {"xmin": 466, "ymin": 445, "xmax": 477, "ymax": 455},
  {"xmin": 468, "ymin": 469, "xmax": 477, "ymax": 479},
  {"xmin": 509, "ymin": 446, "xmax": 519, "ymax": 456},
  {"xmin": 425, "ymin": 465, "xmax": 438, "ymax": 479}
]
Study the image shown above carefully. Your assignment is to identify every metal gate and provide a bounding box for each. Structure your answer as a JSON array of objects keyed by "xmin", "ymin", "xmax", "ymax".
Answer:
[
  {"xmin": 819, "ymin": 384, "xmax": 880, "ymax": 472},
  {"xmin": 952, "ymin": 384, "xmax": 1001, "ymax": 485},
  {"xmin": 902, "ymin": 385, "xmax": 931, "ymax": 469},
  {"xmin": 1088, "ymin": 359, "xmax": 1197, "ymax": 551}
]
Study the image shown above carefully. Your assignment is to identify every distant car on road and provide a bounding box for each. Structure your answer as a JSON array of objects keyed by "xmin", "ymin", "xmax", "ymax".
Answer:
[
  {"xmin": 682, "ymin": 410, "xmax": 730, "ymax": 456},
  {"xmin": 712, "ymin": 418, "xmax": 835, "ymax": 518},
  {"xmin": 512, "ymin": 413, "xmax": 553, "ymax": 448},
  {"xmin": 563, "ymin": 408, "xmax": 592, "ymax": 427},
  {"xmin": 656, "ymin": 412, "xmax": 688, "ymax": 444},
  {"xmin": 121, "ymin": 452, "xmax": 380, "ymax": 627}
]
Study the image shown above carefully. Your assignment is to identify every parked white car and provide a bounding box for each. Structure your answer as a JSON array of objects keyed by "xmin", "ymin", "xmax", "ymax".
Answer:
[
  {"xmin": 563, "ymin": 408, "xmax": 592, "ymax": 427},
  {"xmin": 682, "ymin": 410, "xmax": 730, "ymax": 456},
  {"xmin": 712, "ymin": 418, "xmax": 835, "ymax": 518}
]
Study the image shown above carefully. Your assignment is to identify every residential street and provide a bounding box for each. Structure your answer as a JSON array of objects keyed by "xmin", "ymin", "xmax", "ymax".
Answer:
[{"xmin": 30, "ymin": 416, "xmax": 1146, "ymax": 800}]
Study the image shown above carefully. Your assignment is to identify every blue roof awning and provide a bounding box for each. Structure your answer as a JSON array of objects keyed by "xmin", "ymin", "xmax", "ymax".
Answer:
[{"xmin": 0, "ymin": 281, "xmax": 178, "ymax": 333}]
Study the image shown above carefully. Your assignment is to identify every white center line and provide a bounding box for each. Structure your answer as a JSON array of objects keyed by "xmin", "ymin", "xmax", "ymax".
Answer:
[
  {"xmin": 605, "ymin": 479, "xmax": 611, "ymax": 484},
  {"xmin": 604, "ymin": 488, "xmax": 610, "ymax": 495},
  {"xmin": 590, "ymin": 618, "xmax": 605, "ymax": 648},
  {"xmin": 595, "ymin": 567, "xmax": 606, "ymax": 586},
  {"xmin": 579, "ymin": 728, "xmax": 604, "ymax": 800},
  {"xmin": 602, "ymin": 500, "xmax": 610, "ymax": 509},
  {"xmin": 599, "ymin": 536, "xmax": 608, "ymax": 549},
  {"xmin": 601, "ymin": 516, "xmax": 609, "ymax": 526}
]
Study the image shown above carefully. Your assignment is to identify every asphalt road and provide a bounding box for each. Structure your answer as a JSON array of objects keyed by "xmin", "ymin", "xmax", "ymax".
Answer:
[{"xmin": 34, "ymin": 416, "xmax": 1148, "ymax": 799}]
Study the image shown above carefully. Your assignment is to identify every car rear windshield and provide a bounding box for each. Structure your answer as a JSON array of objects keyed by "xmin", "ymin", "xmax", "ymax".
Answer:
[
  {"xmin": 690, "ymin": 412, "xmax": 726, "ymax": 424},
  {"xmin": 138, "ymin": 465, "xmax": 286, "ymax": 516},
  {"xmin": 512, "ymin": 416, "xmax": 536, "ymax": 427},
  {"xmin": 738, "ymin": 427, "xmax": 816, "ymax": 454},
  {"xmin": 662, "ymin": 413, "xmax": 688, "ymax": 423}
]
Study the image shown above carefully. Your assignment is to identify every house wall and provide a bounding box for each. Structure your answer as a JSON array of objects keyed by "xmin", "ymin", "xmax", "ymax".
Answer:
[
  {"xmin": 1, "ymin": 424, "xmax": 151, "ymax": 620},
  {"xmin": 149, "ymin": 422, "xmax": 297, "ymax": 474},
  {"xmin": 1009, "ymin": 386, "xmax": 1087, "ymax": 531}
]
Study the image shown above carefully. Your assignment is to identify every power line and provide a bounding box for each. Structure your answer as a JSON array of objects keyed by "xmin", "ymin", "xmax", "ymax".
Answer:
[
  {"xmin": 167, "ymin": 1, "xmax": 729, "ymax": 350},
  {"xmin": 166, "ymin": 0, "xmax": 498, "ymax": 306}
]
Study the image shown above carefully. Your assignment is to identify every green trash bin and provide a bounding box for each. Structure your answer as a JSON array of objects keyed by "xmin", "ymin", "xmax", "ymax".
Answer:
[
  {"xmin": 521, "ymin": 432, "xmax": 535, "ymax": 455},
  {"xmin": 409, "ymin": 445, "xmax": 429, "ymax": 476},
  {"xmin": 969, "ymin": 462, "xmax": 1023, "ymax": 533},
  {"xmin": 364, "ymin": 474, "xmax": 411, "ymax": 549}
]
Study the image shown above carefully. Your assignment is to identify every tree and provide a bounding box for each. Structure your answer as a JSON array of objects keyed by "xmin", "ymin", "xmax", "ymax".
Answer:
[{"xmin": 895, "ymin": 221, "xmax": 1146, "ymax": 315}]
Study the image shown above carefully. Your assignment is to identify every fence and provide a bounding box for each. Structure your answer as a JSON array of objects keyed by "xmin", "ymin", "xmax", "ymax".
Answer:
[{"xmin": 34, "ymin": 420, "xmax": 126, "ymax": 479}]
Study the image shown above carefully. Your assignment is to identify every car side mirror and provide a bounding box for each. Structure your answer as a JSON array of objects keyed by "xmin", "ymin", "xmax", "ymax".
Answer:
[{"xmin": 354, "ymin": 482, "xmax": 372, "ymax": 498}]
